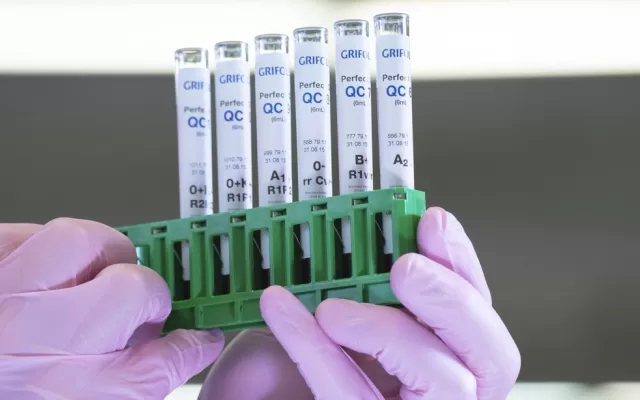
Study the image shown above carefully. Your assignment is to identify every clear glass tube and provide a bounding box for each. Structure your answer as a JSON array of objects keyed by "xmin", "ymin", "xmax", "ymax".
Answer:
[
  {"xmin": 333, "ymin": 19, "xmax": 373, "ymax": 257},
  {"xmin": 173, "ymin": 46, "xmax": 214, "ymax": 283},
  {"xmin": 374, "ymin": 13, "xmax": 410, "ymax": 36},
  {"xmin": 175, "ymin": 47, "xmax": 208, "ymax": 69},
  {"xmin": 254, "ymin": 33, "xmax": 292, "ymax": 271},
  {"xmin": 293, "ymin": 27, "xmax": 328, "ymax": 44},
  {"xmin": 214, "ymin": 41, "xmax": 249, "ymax": 62},
  {"xmin": 334, "ymin": 19, "xmax": 369, "ymax": 37},
  {"xmin": 374, "ymin": 13, "xmax": 413, "ymax": 257},
  {"xmin": 255, "ymin": 34, "xmax": 289, "ymax": 54},
  {"xmin": 292, "ymin": 25, "xmax": 331, "ymax": 261}
]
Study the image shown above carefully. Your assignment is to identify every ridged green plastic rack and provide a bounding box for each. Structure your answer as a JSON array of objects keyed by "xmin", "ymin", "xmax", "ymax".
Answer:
[{"xmin": 117, "ymin": 187, "xmax": 426, "ymax": 332}]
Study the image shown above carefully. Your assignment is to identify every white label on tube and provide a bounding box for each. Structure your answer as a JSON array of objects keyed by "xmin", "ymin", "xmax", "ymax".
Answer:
[
  {"xmin": 376, "ymin": 34, "xmax": 413, "ymax": 255},
  {"xmin": 255, "ymin": 53, "xmax": 293, "ymax": 206},
  {"xmin": 214, "ymin": 59, "xmax": 253, "ymax": 213},
  {"xmin": 294, "ymin": 42, "xmax": 333, "ymax": 201},
  {"xmin": 375, "ymin": 34, "xmax": 414, "ymax": 189},
  {"xmin": 215, "ymin": 59, "xmax": 253, "ymax": 275},
  {"xmin": 176, "ymin": 68, "xmax": 215, "ymax": 217},
  {"xmin": 175, "ymin": 67, "xmax": 215, "ymax": 280},
  {"xmin": 335, "ymin": 35, "xmax": 374, "ymax": 194}
]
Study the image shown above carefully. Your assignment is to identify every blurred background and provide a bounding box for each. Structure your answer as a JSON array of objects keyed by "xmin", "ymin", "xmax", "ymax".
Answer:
[{"xmin": 1, "ymin": 0, "xmax": 640, "ymax": 398}]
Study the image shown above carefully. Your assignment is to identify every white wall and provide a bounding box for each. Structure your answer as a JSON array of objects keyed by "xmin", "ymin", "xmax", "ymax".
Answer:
[{"xmin": 1, "ymin": 0, "xmax": 639, "ymax": 79}]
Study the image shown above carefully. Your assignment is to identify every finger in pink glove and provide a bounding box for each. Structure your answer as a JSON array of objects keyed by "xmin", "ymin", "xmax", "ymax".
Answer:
[
  {"xmin": 0, "ymin": 218, "xmax": 224, "ymax": 399},
  {"xmin": 258, "ymin": 207, "xmax": 521, "ymax": 400}
]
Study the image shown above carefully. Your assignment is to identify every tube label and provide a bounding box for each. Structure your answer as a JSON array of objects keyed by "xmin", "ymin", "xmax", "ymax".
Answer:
[
  {"xmin": 175, "ymin": 67, "xmax": 215, "ymax": 217},
  {"xmin": 255, "ymin": 53, "xmax": 293, "ymax": 206},
  {"xmin": 375, "ymin": 34, "xmax": 414, "ymax": 189},
  {"xmin": 335, "ymin": 35, "xmax": 374, "ymax": 194},
  {"xmin": 294, "ymin": 42, "xmax": 333, "ymax": 200},
  {"xmin": 214, "ymin": 60, "xmax": 253, "ymax": 212}
]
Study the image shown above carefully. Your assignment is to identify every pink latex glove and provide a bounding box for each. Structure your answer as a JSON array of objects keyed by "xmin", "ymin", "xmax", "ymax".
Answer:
[
  {"xmin": 200, "ymin": 207, "xmax": 520, "ymax": 400},
  {"xmin": 0, "ymin": 218, "xmax": 225, "ymax": 399}
]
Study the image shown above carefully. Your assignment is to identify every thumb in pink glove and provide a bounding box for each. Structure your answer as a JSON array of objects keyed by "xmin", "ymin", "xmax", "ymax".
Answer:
[
  {"xmin": 0, "ymin": 218, "xmax": 224, "ymax": 399},
  {"xmin": 200, "ymin": 207, "xmax": 520, "ymax": 400}
]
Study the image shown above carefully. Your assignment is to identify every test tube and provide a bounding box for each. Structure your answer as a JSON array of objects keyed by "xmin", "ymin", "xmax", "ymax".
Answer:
[
  {"xmin": 174, "ymin": 48, "xmax": 215, "ymax": 283},
  {"xmin": 254, "ymin": 34, "xmax": 293, "ymax": 271},
  {"xmin": 374, "ymin": 13, "xmax": 414, "ymax": 257},
  {"xmin": 293, "ymin": 27, "xmax": 333, "ymax": 264},
  {"xmin": 334, "ymin": 20, "xmax": 374, "ymax": 262},
  {"xmin": 214, "ymin": 41, "xmax": 253, "ymax": 280}
]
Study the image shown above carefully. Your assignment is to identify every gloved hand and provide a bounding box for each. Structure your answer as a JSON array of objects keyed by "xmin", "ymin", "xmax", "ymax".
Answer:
[
  {"xmin": 0, "ymin": 218, "xmax": 224, "ymax": 399},
  {"xmin": 200, "ymin": 207, "xmax": 520, "ymax": 400}
]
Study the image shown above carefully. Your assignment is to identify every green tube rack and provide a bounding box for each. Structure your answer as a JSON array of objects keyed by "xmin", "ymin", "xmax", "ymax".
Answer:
[{"xmin": 117, "ymin": 187, "xmax": 426, "ymax": 332}]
